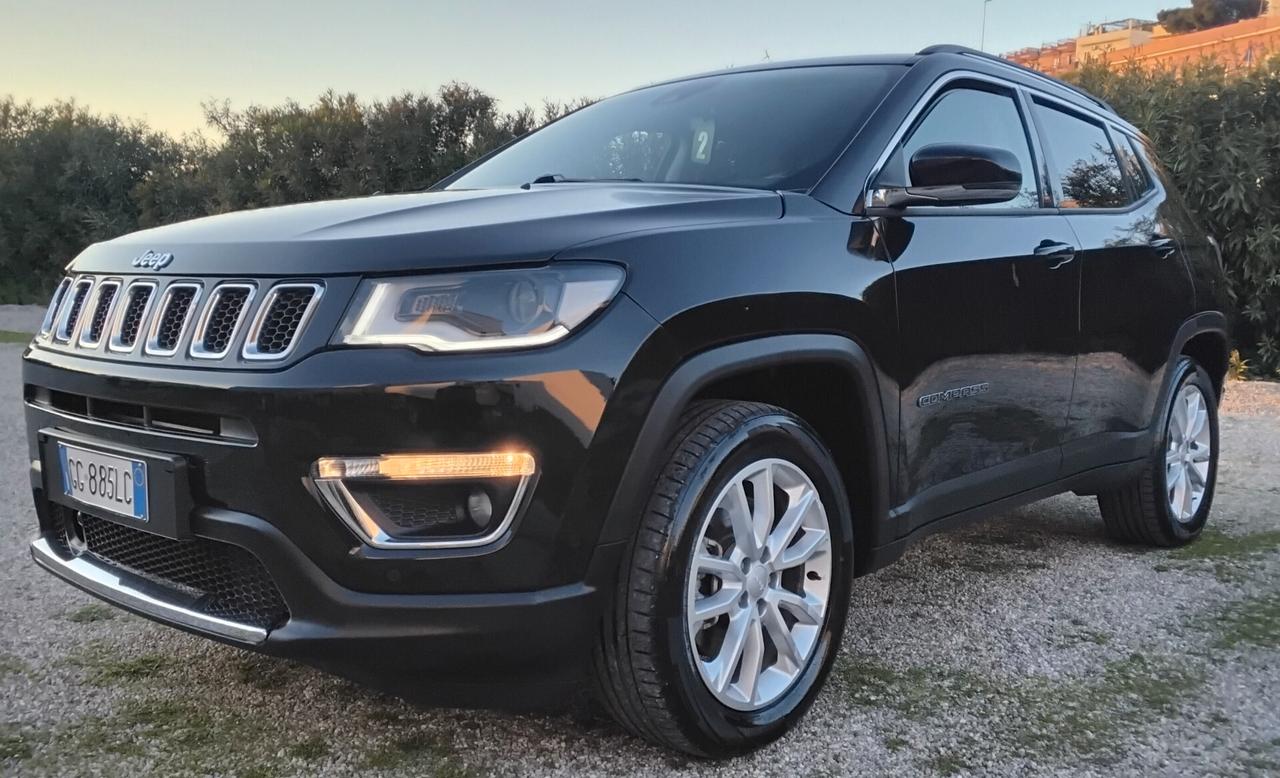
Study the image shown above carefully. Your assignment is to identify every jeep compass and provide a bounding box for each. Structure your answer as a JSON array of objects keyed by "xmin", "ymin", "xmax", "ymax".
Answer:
[{"xmin": 23, "ymin": 45, "xmax": 1230, "ymax": 756}]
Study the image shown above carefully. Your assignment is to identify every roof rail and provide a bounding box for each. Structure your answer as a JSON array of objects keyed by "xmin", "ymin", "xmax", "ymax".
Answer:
[{"xmin": 916, "ymin": 44, "xmax": 1115, "ymax": 114}]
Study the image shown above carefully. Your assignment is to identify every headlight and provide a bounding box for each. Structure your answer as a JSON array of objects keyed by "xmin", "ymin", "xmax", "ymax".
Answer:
[{"xmin": 334, "ymin": 263, "xmax": 625, "ymax": 352}]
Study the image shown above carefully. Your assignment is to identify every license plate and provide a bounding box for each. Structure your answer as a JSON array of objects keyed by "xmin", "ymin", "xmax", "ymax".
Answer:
[{"xmin": 58, "ymin": 443, "xmax": 149, "ymax": 522}]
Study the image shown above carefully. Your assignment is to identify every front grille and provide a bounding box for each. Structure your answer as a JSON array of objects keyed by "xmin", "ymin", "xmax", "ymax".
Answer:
[
  {"xmin": 113, "ymin": 283, "xmax": 155, "ymax": 350},
  {"xmin": 82, "ymin": 282, "xmax": 119, "ymax": 345},
  {"xmin": 147, "ymin": 285, "xmax": 199, "ymax": 354},
  {"xmin": 246, "ymin": 284, "xmax": 320, "ymax": 359},
  {"xmin": 52, "ymin": 506, "xmax": 288, "ymax": 630},
  {"xmin": 39, "ymin": 275, "xmax": 324, "ymax": 365}
]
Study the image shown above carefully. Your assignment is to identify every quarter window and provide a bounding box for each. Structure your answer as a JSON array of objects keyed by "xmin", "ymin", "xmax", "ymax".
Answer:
[
  {"xmin": 1033, "ymin": 102, "xmax": 1128, "ymax": 209},
  {"xmin": 1117, "ymin": 134, "xmax": 1155, "ymax": 197},
  {"xmin": 883, "ymin": 87, "xmax": 1040, "ymax": 209}
]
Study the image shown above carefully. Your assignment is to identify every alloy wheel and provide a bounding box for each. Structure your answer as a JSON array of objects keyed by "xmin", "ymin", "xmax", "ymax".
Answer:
[
  {"xmin": 1165, "ymin": 383, "xmax": 1212, "ymax": 522},
  {"xmin": 685, "ymin": 458, "xmax": 832, "ymax": 711}
]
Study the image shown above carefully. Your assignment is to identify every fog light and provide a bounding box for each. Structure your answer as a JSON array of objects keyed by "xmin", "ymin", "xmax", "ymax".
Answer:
[
  {"xmin": 467, "ymin": 488, "xmax": 494, "ymax": 529},
  {"xmin": 315, "ymin": 452, "xmax": 535, "ymax": 480},
  {"xmin": 311, "ymin": 451, "xmax": 535, "ymax": 549}
]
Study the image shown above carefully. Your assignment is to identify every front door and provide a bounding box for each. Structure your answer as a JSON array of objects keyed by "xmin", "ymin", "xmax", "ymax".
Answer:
[{"xmin": 872, "ymin": 83, "xmax": 1081, "ymax": 527}]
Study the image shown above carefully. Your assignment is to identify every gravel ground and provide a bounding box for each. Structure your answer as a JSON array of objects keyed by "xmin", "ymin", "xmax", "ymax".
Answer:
[{"xmin": 2, "ymin": 329, "xmax": 1279, "ymax": 776}]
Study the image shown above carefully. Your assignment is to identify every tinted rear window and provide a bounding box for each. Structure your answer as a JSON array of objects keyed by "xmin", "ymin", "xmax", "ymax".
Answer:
[
  {"xmin": 1033, "ymin": 101, "xmax": 1128, "ymax": 209},
  {"xmin": 447, "ymin": 65, "xmax": 904, "ymax": 192}
]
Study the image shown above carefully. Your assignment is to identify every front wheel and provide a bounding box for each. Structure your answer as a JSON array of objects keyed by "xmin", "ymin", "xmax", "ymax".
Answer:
[
  {"xmin": 1098, "ymin": 356, "xmax": 1219, "ymax": 546},
  {"xmin": 592, "ymin": 401, "xmax": 853, "ymax": 757}
]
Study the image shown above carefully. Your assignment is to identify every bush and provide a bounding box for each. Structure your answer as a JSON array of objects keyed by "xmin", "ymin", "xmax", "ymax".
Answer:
[{"xmin": 1069, "ymin": 57, "xmax": 1280, "ymax": 376}]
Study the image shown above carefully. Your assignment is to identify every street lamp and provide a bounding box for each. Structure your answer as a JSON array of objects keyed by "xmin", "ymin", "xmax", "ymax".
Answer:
[{"xmin": 980, "ymin": 0, "xmax": 994, "ymax": 52}]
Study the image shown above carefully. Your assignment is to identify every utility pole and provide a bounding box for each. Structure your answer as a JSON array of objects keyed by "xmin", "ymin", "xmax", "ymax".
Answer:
[{"xmin": 980, "ymin": 0, "xmax": 993, "ymax": 52}]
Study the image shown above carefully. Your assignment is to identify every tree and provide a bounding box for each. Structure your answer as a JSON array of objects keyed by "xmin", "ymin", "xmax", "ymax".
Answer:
[{"xmin": 1157, "ymin": 0, "xmax": 1264, "ymax": 34}]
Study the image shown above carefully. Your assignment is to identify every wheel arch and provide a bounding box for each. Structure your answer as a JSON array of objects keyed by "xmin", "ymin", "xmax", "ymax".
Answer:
[
  {"xmin": 596, "ymin": 334, "xmax": 893, "ymax": 577},
  {"xmin": 1166, "ymin": 311, "xmax": 1230, "ymax": 406}
]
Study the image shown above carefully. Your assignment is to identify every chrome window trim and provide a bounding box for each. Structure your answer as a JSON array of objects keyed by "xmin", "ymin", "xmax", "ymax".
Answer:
[
  {"xmin": 189, "ymin": 283, "xmax": 257, "ymax": 360},
  {"xmin": 76, "ymin": 279, "xmax": 122, "ymax": 350},
  {"xmin": 311, "ymin": 472, "xmax": 533, "ymax": 550},
  {"xmin": 39, "ymin": 277, "xmax": 73, "ymax": 338},
  {"xmin": 30, "ymin": 537, "xmax": 267, "ymax": 644},
  {"xmin": 143, "ymin": 282, "xmax": 203, "ymax": 357},
  {"xmin": 53, "ymin": 277, "xmax": 95, "ymax": 343},
  {"xmin": 862, "ymin": 70, "xmax": 1132, "ymax": 212},
  {"xmin": 107, "ymin": 280, "xmax": 160, "ymax": 354},
  {"xmin": 241, "ymin": 282, "xmax": 324, "ymax": 361}
]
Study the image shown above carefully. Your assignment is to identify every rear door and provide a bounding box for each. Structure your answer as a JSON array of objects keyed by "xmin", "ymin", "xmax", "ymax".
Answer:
[
  {"xmin": 1028, "ymin": 99, "xmax": 1195, "ymax": 470},
  {"xmin": 876, "ymin": 82, "xmax": 1081, "ymax": 527}
]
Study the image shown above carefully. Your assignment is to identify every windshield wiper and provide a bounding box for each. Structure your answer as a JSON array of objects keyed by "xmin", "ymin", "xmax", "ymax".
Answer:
[{"xmin": 521, "ymin": 173, "xmax": 644, "ymax": 189}]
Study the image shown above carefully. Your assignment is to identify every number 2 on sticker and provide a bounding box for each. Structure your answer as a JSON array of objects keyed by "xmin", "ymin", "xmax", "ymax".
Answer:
[{"xmin": 690, "ymin": 119, "xmax": 714, "ymax": 164}]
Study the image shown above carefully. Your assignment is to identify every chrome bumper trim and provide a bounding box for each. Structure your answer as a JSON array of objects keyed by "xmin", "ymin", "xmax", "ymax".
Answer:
[{"xmin": 29, "ymin": 537, "xmax": 267, "ymax": 645}]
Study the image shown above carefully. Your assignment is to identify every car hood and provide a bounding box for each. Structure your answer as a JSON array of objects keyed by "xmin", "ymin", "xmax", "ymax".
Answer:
[{"xmin": 69, "ymin": 184, "xmax": 783, "ymax": 276}]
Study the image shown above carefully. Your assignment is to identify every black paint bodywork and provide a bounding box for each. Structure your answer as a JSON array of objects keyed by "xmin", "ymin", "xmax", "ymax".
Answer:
[{"xmin": 23, "ymin": 47, "xmax": 1230, "ymax": 704}]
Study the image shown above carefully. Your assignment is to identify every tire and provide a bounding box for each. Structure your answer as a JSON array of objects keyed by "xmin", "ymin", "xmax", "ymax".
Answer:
[
  {"xmin": 1097, "ymin": 356, "xmax": 1219, "ymax": 547},
  {"xmin": 591, "ymin": 400, "xmax": 854, "ymax": 757}
]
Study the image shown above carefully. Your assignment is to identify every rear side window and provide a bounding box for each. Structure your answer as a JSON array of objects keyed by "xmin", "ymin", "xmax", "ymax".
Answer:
[
  {"xmin": 1033, "ymin": 101, "xmax": 1128, "ymax": 209},
  {"xmin": 884, "ymin": 87, "xmax": 1040, "ymax": 209}
]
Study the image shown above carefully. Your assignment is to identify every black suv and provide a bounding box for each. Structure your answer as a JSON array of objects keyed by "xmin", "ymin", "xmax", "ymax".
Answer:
[{"xmin": 23, "ymin": 46, "xmax": 1229, "ymax": 756}]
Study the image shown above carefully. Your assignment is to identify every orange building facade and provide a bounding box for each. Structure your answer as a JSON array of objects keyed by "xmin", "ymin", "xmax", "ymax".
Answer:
[{"xmin": 1005, "ymin": 8, "xmax": 1280, "ymax": 76}]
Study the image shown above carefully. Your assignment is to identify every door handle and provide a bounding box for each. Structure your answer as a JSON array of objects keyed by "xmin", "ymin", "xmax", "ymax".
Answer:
[
  {"xmin": 1149, "ymin": 237, "xmax": 1178, "ymax": 259},
  {"xmin": 1034, "ymin": 240, "xmax": 1076, "ymax": 270}
]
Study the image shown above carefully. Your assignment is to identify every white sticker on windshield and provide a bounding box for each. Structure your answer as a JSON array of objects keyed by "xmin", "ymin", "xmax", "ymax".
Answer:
[{"xmin": 690, "ymin": 119, "xmax": 715, "ymax": 165}]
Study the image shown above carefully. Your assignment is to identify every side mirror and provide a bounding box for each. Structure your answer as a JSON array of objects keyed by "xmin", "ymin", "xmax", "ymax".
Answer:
[{"xmin": 870, "ymin": 144, "xmax": 1023, "ymax": 209}]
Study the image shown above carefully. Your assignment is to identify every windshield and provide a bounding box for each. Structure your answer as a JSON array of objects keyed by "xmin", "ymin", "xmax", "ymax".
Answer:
[{"xmin": 445, "ymin": 65, "xmax": 903, "ymax": 192}]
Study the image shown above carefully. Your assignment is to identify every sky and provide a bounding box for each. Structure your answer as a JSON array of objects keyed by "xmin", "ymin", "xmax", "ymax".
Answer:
[{"xmin": 2, "ymin": 0, "xmax": 1173, "ymax": 137}]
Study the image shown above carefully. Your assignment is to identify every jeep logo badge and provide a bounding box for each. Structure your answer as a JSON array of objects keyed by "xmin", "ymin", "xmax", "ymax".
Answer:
[{"xmin": 132, "ymin": 250, "xmax": 174, "ymax": 271}]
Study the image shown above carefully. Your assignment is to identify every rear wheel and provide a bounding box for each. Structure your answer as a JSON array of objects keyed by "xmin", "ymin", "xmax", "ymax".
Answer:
[
  {"xmin": 1098, "ymin": 357, "xmax": 1218, "ymax": 546},
  {"xmin": 592, "ymin": 401, "xmax": 853, "ymax": 757}
]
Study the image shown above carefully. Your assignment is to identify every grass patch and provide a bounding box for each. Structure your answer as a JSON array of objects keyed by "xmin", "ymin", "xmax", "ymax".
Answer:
[
  {"xmin": 1209, "ymin": 593, "xmax": 1280, "ymax": 650},
  {"xmin": 1166, "ymin": 528, "xmax": 1280, "ymax": 584},
  {"xmin": 883, "ymin": 734, "xmax": 910, "ymax": 752},
  {"xmin": 0, "ymin": 725, "xmax": 37, "ymax": 761},
  {"xmin": 67, "ymin": 642, "xmax": 173, "ymax": 686},
  {"xmin": 1169, "ymin": 528, "xmax": 1280, "ymax": 562},
  {"xmin": 235, "ymin": 655, "xmax": 297, "ymax": 691},
  {"xmin": 286, "ymin": 735, "xmax": 331, "ymax": 760},
  {"xmin": 0, "ymin": 652, "xmax": 28, "ymax": 677},
  {"xmin": 363, "ymin": 731, "xmax": 472, "ymax": 776},
  {"xmin": 0, "ymin": 330, "xmax": 32, "ymax": 344},
  {"xmin": 839, "ymin": 652, "xmax": 1205, "ymax": 766},
  {"xmin": 67, "ymin": 603, "xmax": 117, "ymax": 623}
]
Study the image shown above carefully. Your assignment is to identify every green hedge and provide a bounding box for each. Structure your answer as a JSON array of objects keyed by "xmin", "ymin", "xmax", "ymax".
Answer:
[
  {"xmin": 3, "ymin": 63, "xmax": 1279, "ymax": 374},
  {"xmin": 1068, "ymin": 58, "xmax": 1280, "ymax": 376}
]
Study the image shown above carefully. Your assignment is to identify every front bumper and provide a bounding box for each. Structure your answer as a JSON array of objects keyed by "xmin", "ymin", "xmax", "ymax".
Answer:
[{"xmin": 22, "ymin": 293, "xmax": 664, "ymax": 690}]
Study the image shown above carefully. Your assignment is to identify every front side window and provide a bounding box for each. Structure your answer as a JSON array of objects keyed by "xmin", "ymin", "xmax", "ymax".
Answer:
[
  {"xmin": 1033, "ymin": 102, "xmax": 1128, "ymax": 209},
  {"xmin": 879, "ymin": 86, "xmax": 1041, "ymax": 209},
  {"xmin": 446, "ymin": 65, "xmax": 904, "ymax": 192}
]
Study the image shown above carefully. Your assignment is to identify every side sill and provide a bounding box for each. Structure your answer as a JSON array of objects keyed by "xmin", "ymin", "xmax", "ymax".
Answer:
[{"xmin": 860, "ymin": 458, "xmax": 1145, "ymax": 576}]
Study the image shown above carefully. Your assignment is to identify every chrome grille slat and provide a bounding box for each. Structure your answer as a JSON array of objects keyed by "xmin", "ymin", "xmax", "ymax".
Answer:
[
  {"xmin": 39, "ymin": 278, "xmax": 73, "ymax": 337},
  {"xmin": 144, "ymin": 282, "xmax": 202, "ymax": 357},
  {"xmin": 78, "ymin": 280, "xmax": 121, "ymax": 348},
  {"xmin": 243, "ymin": 283, "xmax": 323, "ymax": 361},
  {"xmin": 190, "ymin": 283, "xmax": 256, "ymax": 359},
  {"xmin": 108, "ymin": 281, "xmax": 157, "ymax": 353},
  {"xmin": 53, "ymin": 278, "xmax": 94, "ymax": 342}
]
